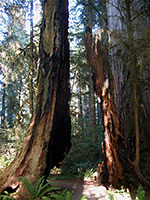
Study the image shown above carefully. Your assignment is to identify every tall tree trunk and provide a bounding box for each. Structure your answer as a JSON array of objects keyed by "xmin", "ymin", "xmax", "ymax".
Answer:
[
  {"xmin": 89, "ymin": 71, "xmax": 96, "ymax": 129},
  {"xmin": 84, "ymin": 28, "xmax": 132, "ymax": 188},
  {"xmin": 29, "ymin": 0, "xmax": 34, "ymax": 122},
  {"xmin": 0, "ymin": 0, "xmax": 71, "ymax": 198},
  {"xmin": 89, "ymin": 74, "xmax": 96, "ymax": 139},
  {"xmin": 79, "ymin": 80, "xmax": 83, "ymax": 133},
  {"xmin": 87, "ymin": 0, "xmax": 96, "ymax": 141},
  {"xmin": 1, "ymin": 82, "xmax": 6, "ymax": 128},
  {"xmin": 125, "ymin": 0, "xmax": 150, "ymax": 189},
  {"xmin": 7, "ymin": 83, "xmax": 14, "ymax": 128},
  {"xmin": 84, "ymin": 27, "xmax": 150, "ymax": 191}
]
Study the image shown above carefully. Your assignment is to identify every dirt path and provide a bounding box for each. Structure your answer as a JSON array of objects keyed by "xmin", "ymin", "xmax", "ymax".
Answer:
[{"xmin": 50, "ymin": 178, "xmax": 110, "ymax": 200}]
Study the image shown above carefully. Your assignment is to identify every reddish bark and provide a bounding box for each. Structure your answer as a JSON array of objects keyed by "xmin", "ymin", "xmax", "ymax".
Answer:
[
  {"xmin": 84, "ymin": 29, "xmax": 133, "ymax": 188},
  {"xmin": 0, "ymin": 0, "xmax": 71, "ymax": 198}
]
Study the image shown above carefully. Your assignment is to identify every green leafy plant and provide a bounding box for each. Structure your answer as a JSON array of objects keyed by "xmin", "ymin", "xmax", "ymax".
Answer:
[
  {"xmin": 84, "ymin": 168, "xmax": 95, "ymax": 178},
  {"xmin": 107, "ymin": 192, "xmax": 115, "ymax": 200},
  {"xmin": 137, "ymin": 185, "xmax": 145, "ymax": 200},
  {"xmin": 18, "ymin": 176, "xmax": 59, "ymax": 200},
  {"xmin": 0, "ymin": 191, "xmax": 15, "ymax": 200},
  {"xmin": 80, "ymin": 195, "xmax": 87, "ymax": 200},
  {"xmin": 59, "ymin": 126, "xmax": 104, "ymax": 180},
  {"xmin": 50, "ymin": 189, "xmax": 72, "ymax": 200}
]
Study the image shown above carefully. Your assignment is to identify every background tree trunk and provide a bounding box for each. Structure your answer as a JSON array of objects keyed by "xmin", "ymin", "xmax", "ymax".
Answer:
[
  {"xmin": 87, "ymin": 0, "xmax": 96, "ymax": 141},
  {"xmin": 79, "ymin": 79, "xmax": 83, "ymax": 133},
  {"xmin": 0, "ymin": 0, "xmax": 71, "ymax": 198},
  {"xmin": 106, "ymin": 0, "xmax": 150, "ymax": 193},
  {"xmin": 1, "ymin": 82, "xmax": 6, "ymax": 128},
  {"xmin": 29, "ymin": 0, "xmax": 34, "ymax": 122}
]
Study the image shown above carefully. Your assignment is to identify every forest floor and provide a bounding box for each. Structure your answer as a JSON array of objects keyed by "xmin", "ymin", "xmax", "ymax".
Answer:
[{"xmin": 49, "ymin": 177, "xmax": 132, "ymax": 200}]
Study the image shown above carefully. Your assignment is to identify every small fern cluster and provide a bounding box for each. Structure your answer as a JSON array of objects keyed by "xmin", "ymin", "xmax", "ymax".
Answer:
[
  {"xmin": 0, "ymin": 176, "xmax": 88, "ymax": 200},
  {"xmin": 18, "ymin": 176, "xmax": 68, "ymax": 200}
]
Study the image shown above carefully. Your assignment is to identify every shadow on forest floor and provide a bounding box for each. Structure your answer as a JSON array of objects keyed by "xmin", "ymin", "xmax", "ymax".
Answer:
[{"xmin": 48, "ymin": 170, "xmax": 132, "ymax": 199}]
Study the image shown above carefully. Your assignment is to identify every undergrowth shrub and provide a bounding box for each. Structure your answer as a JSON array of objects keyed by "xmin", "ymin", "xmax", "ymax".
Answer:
[
  {"xmin": 0, "ymin": 191, "xmax": 15, "ymax": 200},
  {"xmin": 60, "ymin": 126, "xmax": 104, "ymax": 179},
  {"xmin": 0, "ymin": 125, "xmax": 29, "ymax": 172},
  {"xmin": 137, "ymin": 185, "xmax": 145, "ymax": 200},
  {"xmin": 18, "ymin": 176, "xmax": 59, "ymax": 200}
]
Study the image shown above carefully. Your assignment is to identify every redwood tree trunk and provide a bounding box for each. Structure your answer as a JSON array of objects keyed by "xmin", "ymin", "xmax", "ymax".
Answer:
[
  {"xmin": 84, "ymin": 28, "xmax": 133, "ymax": 188},
  {"xmin": 84, "ymin": 27, "xmax": 150, "ymax": 192},
  {"xmin": 0, "ymin": 0, "xmax": 71, "ymax": 198}
]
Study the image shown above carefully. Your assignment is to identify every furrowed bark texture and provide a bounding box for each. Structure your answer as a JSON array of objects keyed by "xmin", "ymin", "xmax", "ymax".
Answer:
[
  {"xmin": 84, "ymin": 29, "xmax": 133, "ymax": 188},
  {"xmin": 107, "ymin": 1, "xmax": 150, "ymax": 193},
  {"xmin": 0, "ymin": 0, "xmax": 71, "ymax": 197}
]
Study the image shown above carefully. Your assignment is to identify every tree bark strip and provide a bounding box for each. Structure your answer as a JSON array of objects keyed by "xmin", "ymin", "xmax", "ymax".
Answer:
[
  {"xmin": 0, "ymin": 0, "xmax": 71, "ymax": 198},
  {"xmin": 29, "ymin": 0, "xmax": 34, "ymax": 122},
  {"xmin": 87, "ymin": 0, "xmax": 96, "ymax": 141},
  {"xmin": 1, "ymin": 82, "xmax": 6, "ymax": 128}
]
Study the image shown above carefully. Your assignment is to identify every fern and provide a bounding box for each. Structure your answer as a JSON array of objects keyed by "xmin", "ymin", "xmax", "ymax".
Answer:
[
  {"xmin": 18, "ymin": 177, "xmax": 36, "ymax": 199},
  {"xmin": 38, "ymin": 185, "xmax": 60, "ymax": 198},
  {"xmin": 42, "ymin": 197, "xmax": 51, "ymax": 200},
  {"xmin": 34, "ymin": 176, "xmax": 45, "ymax": 193},
  {"xmin": 34, "ymin": 177, "xmax": 58, "ymax": 198},
  {"xmin": 65, "ymin": 191, "xmax": 72, "ymax": 200},
  {"xmin": 50, "ymin": 189, "xmax": 72, "ymax": 200},
  {"xmin": 80, "ymin": 195, "xmax": 88, "ymax": 200},
  {"xmin": 18, "ymin": 176, "xmax": 62, "ymax": 200}
]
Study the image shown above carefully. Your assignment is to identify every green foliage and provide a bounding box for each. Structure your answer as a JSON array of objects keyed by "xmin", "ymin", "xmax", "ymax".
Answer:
[
  {"xmin": 50, "ymin": 189, "xmax": 72, "ymax": 200},
  {"xmin": 0, "ymin": 154, "xmax": 14, "ymax": 172},
  {"xmin": 41, "ymin": 197, "xmax": 51, "ymax": 200},
  {"xmin": 107, "ymin": 192, "xmax": 115, "ymax": 200},
  {"xmin": 0, "ymin": 127, "xmax": 29, "ymax": 172},
  {"xmin": 137, "ymin": 185, "xmax": 145, "ymax": 200},
  {"xmin": 106, "ymin": 188, "xmax": 132, "ymax": 200},
  {"xmin": 80, "ymin": 195, "xmax": 87, "ymax": 200},
  {"xmin": 18, "ymin": 176, "xmax": 59, "ymax": 200},
  {"xmin": 0, "ymin": 191, "xmax": 15, "ymax": 200},
  {"xmin": 0, "ymin": 0, "xmax": 39, "ymax": 130},
  {"xmin": 60, "ymin": 126, "xmax": 104, "ymax": 179},
  {"xmin": 84, "ymin": 168, "xmax": 95, "ymax": 178},
  {"xmin": 0, "ymin": 129, "xmax": 17, "ymax": 172}
]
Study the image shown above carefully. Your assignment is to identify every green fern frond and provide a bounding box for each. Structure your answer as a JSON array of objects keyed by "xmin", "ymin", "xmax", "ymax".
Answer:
[
  {"xmin": 57, "ymin": 189, "xmax": 68, "ymax": 196},
  {"xmin": 38, "ymin": 185, "xmax": 60, "ymax": 198},
  {"xmin": 34, "ymin": 176, "xmax": 46, "ymax": 194},
  {"xmin": 65, "ymin": 191, "xmax": 72, "ymax": 200},
  {"xmin": 80, "ymin": 195, "xmax": 87, "ymax": 200},
  {"xmin": 38, "ymin": 181, "xmax": 50, "ymax": 196},
  {"xmin": 50, "ymin": 189, "xmax": 72, "ymax": 200},
  {"xmin": 42, "ymin": 196, "xmax": 51, "ymax": 200},
  {"xmin": 17, "ymin": 176, "xmax": 63, "ymax": 200},
  {"xmin": 49, "ymin": 194, "xmax": 63, "ymax": 200},
  {"xmin": 18, "ymin": 177, "xmax": 36, "ymax": 199}
]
